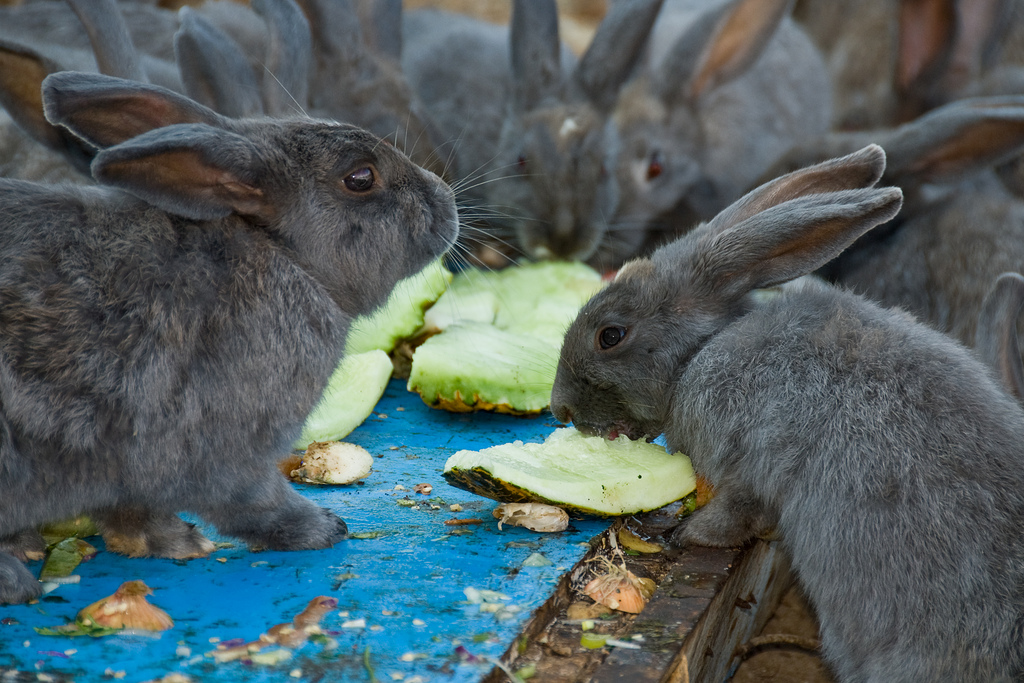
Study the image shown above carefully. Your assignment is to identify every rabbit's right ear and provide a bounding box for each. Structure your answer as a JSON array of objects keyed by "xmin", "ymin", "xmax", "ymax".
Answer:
[
  {"xmin": 355, "ymin": 0, "xmax": 403, "ymax": 62},
  {"xmin": 509, "ymin": 0, "xmax": 563, "ymax": 111},
  {"xmin": 43, "ymin": 71, "xmax": 223, "ymax": 151},
  {"xmin": 654, "ymin": 0, "xmax": 791, "ymax": 105},
  {"xmin": 976, "ymin": 272, "xmax": 1024, "ymax": 401},
  {"xmin": 175, "ymin": 8, "xmax": 265, "ymax": 118},
  {"xmin": 664, "ymin": 145, "xmax": 903, "ymax": 296}
]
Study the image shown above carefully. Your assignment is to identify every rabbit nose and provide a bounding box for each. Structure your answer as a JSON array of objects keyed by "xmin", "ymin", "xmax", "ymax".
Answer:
[{"xmin": 552, "ymin": 405, "xmax": 573, "ymax": 425}]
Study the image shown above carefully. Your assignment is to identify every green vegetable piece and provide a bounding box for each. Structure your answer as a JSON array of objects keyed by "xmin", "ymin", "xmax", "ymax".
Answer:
[
  {"xmin": 345, "ymin": 261, "xmax": 452, "ymax": 355},
  {"xmin": 580, "ymin": 632, "xmax": 608, "ymax": 649},
  {"xmin": 443, "ymin": 427, "xmax": 696, "ymax": 516},
  {"xmin": 40, "ymin": 517, "xmax": 98, "ymax": 546},
  {"xmin": 515, "ymin": 662, "xmax": 537, "ymax": 680},
  {"xmin": 407, "ymin": 261, "xmax": 603, "ymax": 413},
  {"xmin": 292, "ymin": 349, "xmax": 393, "ymax": 449},
  {"xmin": 407, "ymin": 322, "xmax": 559, "ymax": 415},
  {"xmin": 39, "ymin": 538, "xmax": 98, "ymax": 580}
]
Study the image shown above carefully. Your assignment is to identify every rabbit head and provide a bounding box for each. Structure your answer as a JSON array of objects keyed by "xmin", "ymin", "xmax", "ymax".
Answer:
[
  {"xmin": 43, "ymin": 71, "xmax": 458, "ymax": 316},
  {"xmin": 552, "ymin": 145, "xmax": 902, "ymax": 440},
  {"xmin": 604, "ymin": 0, "xmax": 832, "ymax": 267},
  {"xmin": 481, "ymin": 0, "xmax": 664, "ymax": 264}
]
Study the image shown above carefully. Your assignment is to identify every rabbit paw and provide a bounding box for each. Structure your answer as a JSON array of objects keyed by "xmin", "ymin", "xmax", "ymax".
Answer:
[
  {"xmin": 94, "ymin": 508, "xmax": 215, "ymax": 559},
  {"xmin": 248, "ymin": 506, "xmax": 349, "ymax": 552},
  {"xmin": 0, "ymin": 529, "xmax": 46, "ymax": 562},
  {"xmin": 668, "ymin": 491, "xmax": 766, "ymax": 549},
  {"xmin": 0, "ymin": 552, "xmax": 41, "ymax": 605}
]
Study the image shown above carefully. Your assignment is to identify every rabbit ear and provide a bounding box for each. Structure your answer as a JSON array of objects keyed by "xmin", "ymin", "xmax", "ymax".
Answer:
[
  {"xmin": 664, "ymin": 145, "xmax": 903, "ymax": 295},
  {"xmin": 43, "ymin": 71, "xmax": 223, "ymax": 151},
  {"xmin": 897, "ymin": 0, "xmax": 1014, "ymax": 120},
  {"xmin": 0, "ymin": 40, "xmax": 96, "ymax": 174},
  {"xmin": 976, "ymin": 272, "xmax": 1024, "ymax": 402},
  {"xmin": 571, "ymin": 0, "xmax": 664, "ymax": 112},
  {"xmin": 880, "ymin": 96, "xmax": 1024, "ymax": 182},
  {"xmin": 655, "ymin": 0, "xmax": 791, "ymax": 104},
  {"xmin": 293, "ymin": 0, "xmax": 362, "ymax": 63},
  {"xmin": 355, "ymin": 0, "xmax": 403, "ymax": 62},
  {"xmin": 91, "ymin": 123, "xmax": 273, "ymax": 222},
  {"xmin": 711, "ymin": 144, "xmax": 888, "ymax": 232},
  {"xmin": 64, "ymin": 0, "xmax": 147, "ymax": 83},
  {"xmin": 252, "ymin": 0, "xmax": 312, "ymax": 116},
  {"xmin": 175, "ymin": 8, "xmax": 265, "ymax": 118},
  {"xmin": 510, "ymin": 0, "xmax": 563, "ymax": 111}
]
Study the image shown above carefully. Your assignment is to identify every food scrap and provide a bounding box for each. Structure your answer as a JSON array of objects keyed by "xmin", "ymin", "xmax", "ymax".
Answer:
[
  {"xmin": 209, "ymin": 596, "xmax": 338, "ymax": 663},
  {"xmin": 493, "ymin": 503, "xmax": 569, "ymax": 533},
  {"xmin": 35, "ymin": 581, "xmax": 174, "ymax": 636},
  {"xmin": 288, "ymin": 441, "xmax": 373, "ymax": 485},
  {"xmin": 582, "ymin": 559, "xmax": 656, "ymax": 615}
]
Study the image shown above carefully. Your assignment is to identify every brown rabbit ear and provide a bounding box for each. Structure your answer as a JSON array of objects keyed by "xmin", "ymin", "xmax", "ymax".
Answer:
[
  {"xmin": 976, "ymin": 272, "xmax": 1024, "ymax": 402},
  {"xmin": 711, "ymin": 144, "xmax": 888, "ymax": 233},
  {"xmin": 0, "ymin": 40, "xmax": 96, "ymax": 174},
  {"xmin": 896, "ymin": 0, "xmax": 1014, "ymax": 120},
  {"xmin": 42, "ymin": 71, "xmax": 223, "ymax": 150},
  {"xmin": 91, "ymin": 123, "xmax": 273, "ymax": 222},
  {"xmin": 656, "ymin": 0, "xmax": 791, "ymax": 105},
  {"xmin": 658, "ymin": 145, "xmax": 902, "ymax": 296},
  {"xmin": 882, "ymin": 96, "xmax": 1024, "ymax": 182}
]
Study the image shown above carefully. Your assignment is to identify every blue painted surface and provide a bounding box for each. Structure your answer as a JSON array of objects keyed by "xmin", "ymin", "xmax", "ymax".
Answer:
[{"xmin": 0, "ymin": 380, "xmax": 609, "ymax": 682}]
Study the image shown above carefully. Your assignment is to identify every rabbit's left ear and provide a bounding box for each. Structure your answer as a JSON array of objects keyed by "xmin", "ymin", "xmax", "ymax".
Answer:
[
  {"xmin": 976, "ymin": 272, "xmax": 1024, "ymax": 401},
  {"xmin": 43, "ymin": 72, "xmax": 224, "ymax": 150},
  {"xmin": 91, "ymin": 124, "xmax": 273, "ymax": 222},
  {"xmin": 571, "ymin": 0, "xmax": 664, "ymax": 112}
]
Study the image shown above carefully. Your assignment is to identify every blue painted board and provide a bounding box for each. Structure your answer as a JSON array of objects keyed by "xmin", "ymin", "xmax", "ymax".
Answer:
[{"xmin": 0, "ymin": 380, "xmax": 610, "ymax": 682}]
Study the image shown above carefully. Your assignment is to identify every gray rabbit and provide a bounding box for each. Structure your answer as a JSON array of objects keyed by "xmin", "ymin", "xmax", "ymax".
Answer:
[
  {"xmin": 601, "ymin": 0, "xmax": 832, "ymax": 268},
  {"xmin": 551, "ymin": 145, "xmax": 1024, "ymax": 681},
  {"xmin": 0, "ymin": 71, "xmax": 458, "ymax": 605},
  {"xmin": 402, "ymin": 0, "xmax": 661, "ymax": 265}
]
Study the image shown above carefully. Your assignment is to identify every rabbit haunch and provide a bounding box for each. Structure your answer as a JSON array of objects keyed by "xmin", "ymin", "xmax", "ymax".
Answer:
[
  {"xmin": 0, "ymin": 71, "xmax": 458, "ymax": 605},
  {"xmin": 552, "ymin": 145, "xmax": 1024, "ymax": 680}
]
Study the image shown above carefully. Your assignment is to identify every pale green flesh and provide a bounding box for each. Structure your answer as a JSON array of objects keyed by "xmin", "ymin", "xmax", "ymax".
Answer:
[
  {"xmin": 444, "ymin": 428, "xmax": 697, "ymax": 516},
  {"xmin": 345, "ymin": 261, "xmax": 453, "ymax": 355},
  {"xmin": 407, "ymin": 323, "xmax": 558, "ymax": 412},
  {"xmin": 293, "ymin": 350, "xmax": 394, "ymax": 450},
  {"xmin": 409, "ymin": 262, "xmax": 604, "ymax": 412}
]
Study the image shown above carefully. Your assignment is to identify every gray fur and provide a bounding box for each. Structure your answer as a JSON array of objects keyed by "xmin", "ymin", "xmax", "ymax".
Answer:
[
  {"xmin": 977, "ymin": 271, "xmax": 1024, "ymax": 400},
  {"xmin": 0, "ymin": 71, "xmax": 458, "ymax": 605},
  {"xmin": 552, "ymin": 145, "xmax": 1024, "ymax": 680},
  {"xmin": 602, "ymin": 0, "xmax": 832, "ymax": 269}
]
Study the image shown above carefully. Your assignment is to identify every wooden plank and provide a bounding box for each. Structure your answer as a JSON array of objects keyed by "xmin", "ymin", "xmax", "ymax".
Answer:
[{"xmin": 486, "ymin": 509, "xmax": 793, "ymax": 683}]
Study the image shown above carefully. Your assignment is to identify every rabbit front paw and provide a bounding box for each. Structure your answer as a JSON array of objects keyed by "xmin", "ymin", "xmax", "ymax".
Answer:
[
  {"xmin": 0, "ymin": 551, "xmax": 41, "ymax": 605},
  {"xmin": 206, "ymin": 496, "xmax": 348, "ymax": 552},
  {"xmin": 94, "ymin": 508, "xmax": 215, "ymax": 560},
  {"xmin": 668, "ymin": 490, "xmax": 769, "ymax": 549}
]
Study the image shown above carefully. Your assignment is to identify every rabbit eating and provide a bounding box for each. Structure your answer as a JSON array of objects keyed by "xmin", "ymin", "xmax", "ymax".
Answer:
[
  {"xmin": 0, "ymin": 71, "xmax": 458, "ymax": 605},
  {"xmin": 552, "ymin": 145, "xmax": 1024, "ymax": 681}
]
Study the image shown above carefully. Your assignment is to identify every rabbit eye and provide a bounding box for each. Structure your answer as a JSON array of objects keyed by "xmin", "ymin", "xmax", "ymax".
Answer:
[
  {"xmin": 646, "ymin": 152, "xmax": 663, "ymax": 181},
  {"xmin": 517, "ymin": 155, "xmax": 528, "ymax": 169},
  {"xmin": 598, "ymin": 326, "xmax": 627, "ymax": 350},
  {"xmin": 343, "ymin": 167, "xmax": 376, "ymax": 193}
]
